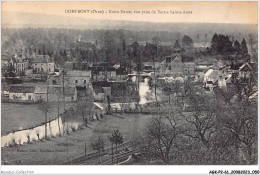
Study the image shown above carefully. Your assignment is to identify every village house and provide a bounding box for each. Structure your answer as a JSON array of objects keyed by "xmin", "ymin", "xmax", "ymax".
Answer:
[
  {"xmin": 91, "ymin": 66, "xmax": 117, "ymax": 81},
  {"xmin": 9, "ymin": 85, "xmax": 35, "ymax": 102},
  {"xmin": 47, "ymin": 70, "xmax": 92, "ymax": 87},
  {"xmin": 91, "ymin": 81, "xmax": 111, "ymax": 102},
  {"xmin": 65, "ymin": 70, "xmax": 92, "ymax": 87},
  {"xmin": 10, "ymin": 56, "xmax": 29, "ymax": 76},
  {"xmin": 159, "ymin": 54, "xmax": 195, "ymax": 77},
  {"xmin": 115, "ymin": 68, "xmax": 128, "ymax": 81},
  {"xmin": 204, "ymin": 69, "xmax": 232, "ymax": 91},
  {"xmin": 1, "ymin": 55, "xmax": 10, "ymax": 68},
  {"xmin": 32, "ymin": 55, "xmax": 55, "ymax": 74},
  {"xmin": 91, "ymin": 81, "xmax": 139, "ymax": 102},
  {"xmin": 238, "ymin": 62, "xmax": 257, "ymax": 78},
  {"xmin": 34, "ymin": 85, "xmax": 77, "ymax": 102},
  {"xmin": 142, "ymin": 62, "xmax": 161, "ymax": 73}
]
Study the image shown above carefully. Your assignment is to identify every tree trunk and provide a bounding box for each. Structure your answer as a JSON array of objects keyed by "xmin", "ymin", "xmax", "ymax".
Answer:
[
  {"xmin": 116, "ymin": 144, "xmax": 118, "ymax": 164},
  {"xmin": 57, "ymin": 101, "xmax": 61, "ymax": 135},
  {"xmin": 111, "ymin": 143, "xmax": 114, "ymax": 164},
  {"xmin": 49, "ymin": 117, "xmax": 52, "ymax": 137},
  {"xmin": 82, "ymin": 110, "xmax": 85, "ymax": 126},
  {"xmin": 98, "ymin": 150, "xmax": 101, "ymax": 164},
  {"xmin": 45, "ymin": 113, "xmax": 47, "ymax": 138},
  {"xmin": 153, "ymin": 56, "xmax": 158, "ymax": 107}
]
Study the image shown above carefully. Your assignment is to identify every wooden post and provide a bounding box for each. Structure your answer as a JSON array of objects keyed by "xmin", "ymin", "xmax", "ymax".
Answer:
[{"xmin": 85, "ymin": 142, "xmax": 87, "ymax": 156}]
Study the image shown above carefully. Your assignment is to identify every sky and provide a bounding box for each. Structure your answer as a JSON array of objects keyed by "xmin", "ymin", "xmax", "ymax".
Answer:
[{"xmin": 1, "ymin": 1, "xmax": 258, "ymax": 24}]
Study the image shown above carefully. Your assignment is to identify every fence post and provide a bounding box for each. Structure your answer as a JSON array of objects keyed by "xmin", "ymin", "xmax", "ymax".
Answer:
[{"xmin": 85, "ymin": 142, "xmax": 86, "ymax": 156}]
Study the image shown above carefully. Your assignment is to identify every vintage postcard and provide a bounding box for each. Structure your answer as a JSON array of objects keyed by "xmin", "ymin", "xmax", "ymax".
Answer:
[{"xmin": 1, "ymin": 1, "xmax": 258, "ymax": 174}]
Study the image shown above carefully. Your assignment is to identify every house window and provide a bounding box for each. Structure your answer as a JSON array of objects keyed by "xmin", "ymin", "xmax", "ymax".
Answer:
[
  {"xmin": 168, "ymin": 66, "xmax": 171, "ymax": 70},
  {"xmin": 84, "ymin": 80, "xmax": 86, "ymax": 84},
  {"xmin": 28, "ymin": 95, "xmax": 31, "ymax": 100},
  {"xmin": 75, "ymin": 80, "xmax": 78, "ymax": 83}
]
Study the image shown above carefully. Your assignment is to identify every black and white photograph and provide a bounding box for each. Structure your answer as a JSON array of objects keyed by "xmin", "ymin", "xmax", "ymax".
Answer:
[{"xmin": 0, "ymin": 1, "xmax": 259, "ymax": 174}]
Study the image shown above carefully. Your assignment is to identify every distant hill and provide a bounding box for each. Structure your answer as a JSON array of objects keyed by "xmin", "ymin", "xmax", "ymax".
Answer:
[{"xmin": 2, "ymin": 11, "xmax": 258, "ymax": 35}]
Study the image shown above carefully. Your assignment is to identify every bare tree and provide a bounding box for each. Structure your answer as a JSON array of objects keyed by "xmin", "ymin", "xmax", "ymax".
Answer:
[
  {"xmin": 144, "ymin": 106, "xmax": 181, "ymax": 164},
  {"xmin": 108, "ymin": 129, "xmax": 124, "ymax": 164},
  {"xmin": 37, "ymin": 100, "xmax": 53, "ymax": 138},
  {"xmin": 91, "ymin": 136, "xmax": 105, "ymax": 164},
  {"xmin": 214, "ymin": 74, "xmax": 258, "ymax": 164},
  {"xmin": 76, "ymin": 88, "xmax": 94, "ymax": 127},
  {"xmin": 182, "ymin": 87, "xmax": 217, "ymax": 149}
]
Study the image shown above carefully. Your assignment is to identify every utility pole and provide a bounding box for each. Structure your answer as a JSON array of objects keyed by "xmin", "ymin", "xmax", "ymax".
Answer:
[
  {"xmin": 62, "ymin": 68, "xmax": 68, "ymax": 162},
  {"xmin": 45, "ymin": 85, "xmax": 49, "ymax": 138}
]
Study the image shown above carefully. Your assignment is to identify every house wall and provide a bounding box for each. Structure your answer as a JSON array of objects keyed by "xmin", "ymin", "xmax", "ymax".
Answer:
[
  {"xmin": 94, "ymin": 93, "xmax": 105, "ymax": 102},
  {"xmin": 14, "ymin": 61, "xmax": 29, "ymax": 75},
  {"xmin": 107, "ymin": 71, "xmax": 117, "ymax": 80},
  {"xmin": 183, "ymin": 63, "xmax": 195, "ymax": 76},
  {"xmin": 169, "ymin": 60, "xmax": 183, "ymax": 75},
  {"xmin": 34, "ymin": 94, "xmax": 48, "ymax": 102},
  {"xmin": 9, "ymin": 92, "xmax": 35, "ymax": 101},
  {"xmin": 47, "ymin": 75, "xmax": 61, "ymax": 85},
  {"xmin": 2, "ymin": 90, "xmax": 9, "ymax": 95},
  {"xmin": 65, "ymin": 76, "xmax": 90, "ymax": 87},
  {"xmin": 33, "ymin": 63, "xmax": 55, "ymax": 74},
  {"xmin": 93, "ymin": 71, "xmax": 117, "ymax": 81},
  {"xmin": 102, "ymin": 87, "xmax": 111, "ymax": 97},
  {"xmin": 115, "ymin": 74, "xmax": 128, "ymax": 81},
  {"xmin": 25, "ymin": 69, "xmax": 33, "ymax": 76},
  {"xmin": 239, "ymin": 71, "xmax": 251, "ymax": 78},
  {"xmin": 160, "ymin": 63, "xmax": 167, "ymax": 74}
]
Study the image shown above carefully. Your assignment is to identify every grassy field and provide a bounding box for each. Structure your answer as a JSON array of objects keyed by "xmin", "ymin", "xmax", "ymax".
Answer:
[
  {"xmin": 1, "ymin": 113, "xmax": 151, "ymax": 165},
  {"xmin": 1, "ymin": 102, "xmax": 65, "ymax": 136}
]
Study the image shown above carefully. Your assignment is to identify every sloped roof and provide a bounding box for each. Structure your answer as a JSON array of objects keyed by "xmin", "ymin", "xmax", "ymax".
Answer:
[
  {"xmin": 91, "ymin": 81, "xmax": 110, "ymax": 94},
  {"xmin": 239, "ymin": 63, "xmax": 253, "ymax": 72},
  {"xmin": 208, "ymin": 70, "xmax": 221, "ymax": 80},
  {"xmin": 63, "ymin": 87, "xmax": 76, "ymax": 95},
  {"xmin": 171, "ymin": 55, "xmax": 182, "ymax": 63},
  {"xmin": 110, "ymin": 82, "xmax": 127, "ymax": 91},
  {"xmin": 230, "ymin": 62, "xmax": 243, "ymax": 70},
  {"xmin": 205, "ymin": 69, "xmax": 214, "ymax": 77},
  {"xmin": 66, "ymin": 70, "xmax": 91, "ymax": 77},
  {"xmin": 248, "ymin": 62, "xmax": 257, "ymax": 71},
  {"xmin": 116, "ymin": 68, "xmax": 127, "ymax": 75},
  {"xmin": 2, "ymin": 84, "xmax": 10, "ymax": 91},
  {"xmin": 143, "ymin": 62, "xmax": 160, "ymax": 67},
  {"xmin": 34, "ymin": 85, "xmax": 75, "ymax": 95},
  {"xmin": 10, "ymin": 86, "xmax": 35, "ymax": 93},
  {"xmin": 32, "ymin": 55, "xmax": 53, "ymax": 63},
  {"xmin": 34, "ymin": 86, "xmax": 47, "ymax": 94},
  {"xmin": 160, "ymin": 60, "xmax": 166, "ymax": 65}
]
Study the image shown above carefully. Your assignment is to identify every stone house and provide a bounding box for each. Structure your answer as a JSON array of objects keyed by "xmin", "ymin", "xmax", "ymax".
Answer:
[
  {"xmin": 10, "ymin": 57, "xmax": 29, "ymax": 76},
  {"xmin": 65, "ymin": 70, "xmax": 92, "ymax": 87},
  {"xmin": 47, "ymin": 70, "xmax": 92, "ymax": 88},
  {"xmin": 9, "ymin": 85, "xmax": 35, "ymax": 102},
  {"xmin": 160, "ymin": 54, "xmax": 195, "ymax": 77},
  {"xmin": 34, "ymin": 85, "xmax": 77, "ymax": 102},
  {"xmin": 32, "ymin": 55, "xmax": 55, "ymax": 74}
]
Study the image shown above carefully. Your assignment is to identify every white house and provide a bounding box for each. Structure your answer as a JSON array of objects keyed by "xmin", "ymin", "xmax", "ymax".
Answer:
[
  {"xmin": 9, "ymin": 85, "xmax": 35, "ymax": 102},
  {"xmin": 32, "ymin": 55, "xmax": 55, "ymax": 74}
]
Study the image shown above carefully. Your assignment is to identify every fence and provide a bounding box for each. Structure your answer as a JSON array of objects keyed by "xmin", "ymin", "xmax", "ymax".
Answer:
[{"xmin": 62, "ymin": 141, "xmax": 135, "ymax": 165}]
